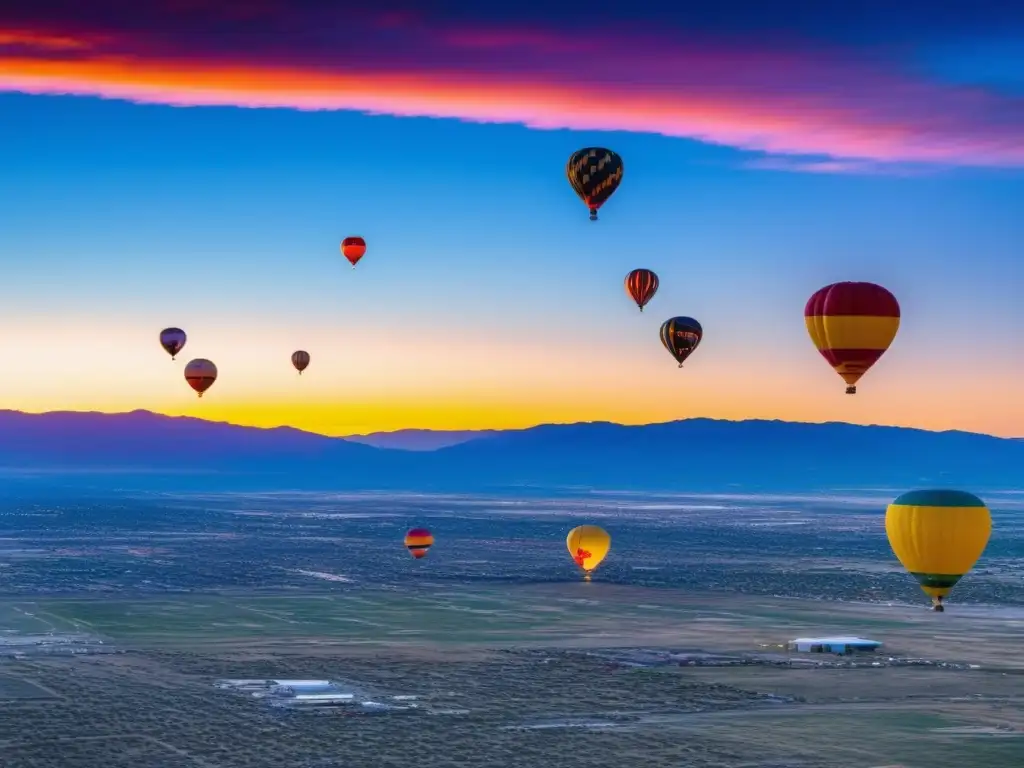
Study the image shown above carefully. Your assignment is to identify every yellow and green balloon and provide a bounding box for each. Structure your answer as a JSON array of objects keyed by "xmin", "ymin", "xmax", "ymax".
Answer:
[{"xmin": 885, "ymin": 489, "xmax": 991, "ymax": 612}]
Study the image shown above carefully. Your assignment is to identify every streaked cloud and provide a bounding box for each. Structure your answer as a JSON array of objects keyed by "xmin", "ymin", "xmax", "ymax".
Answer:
[
  {"xmin": 1, "ymin": 1, "xmax": 1022, "ymax": 170},
  {"xmin": 741, "ymin": 156, "xmax": 942, "ymax": 176},
  {"xmin": 0, "ymin": 29, "xmax": 98, "ymax": 50}
]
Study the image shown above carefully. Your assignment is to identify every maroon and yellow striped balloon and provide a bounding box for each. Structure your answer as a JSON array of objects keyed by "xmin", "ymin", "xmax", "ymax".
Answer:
[
  {"xmin": 804, "ymin": 282, "xmax": 900, "ymax": 395},
  {"xmin": 404, "ymin": 527, "xmax": 434, "ymax": 559}
]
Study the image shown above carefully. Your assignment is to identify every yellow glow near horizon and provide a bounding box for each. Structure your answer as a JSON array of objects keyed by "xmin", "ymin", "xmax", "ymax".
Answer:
[{"xmin": 1, "ymin": 319, "xmax": 1020, "ymax": 438}]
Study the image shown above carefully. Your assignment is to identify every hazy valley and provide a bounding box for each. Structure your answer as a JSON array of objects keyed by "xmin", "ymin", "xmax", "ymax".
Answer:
[{"xmin": 0, "ymin": 488, "xmax": 1022, "ymax": 767}]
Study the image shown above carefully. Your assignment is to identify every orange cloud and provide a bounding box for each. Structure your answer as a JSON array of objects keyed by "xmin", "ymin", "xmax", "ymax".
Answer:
[{"xmin": 1, "ymin": 8, "xmax": 1022, "ymax": 170}]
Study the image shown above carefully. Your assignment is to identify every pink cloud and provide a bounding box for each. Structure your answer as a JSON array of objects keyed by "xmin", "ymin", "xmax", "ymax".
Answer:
[
  {"xmin": 742, "ymin": 156, "xmax": 943, "ymax": 175},
  {"xmin": 0, "ymin": 10, "xmax": 1022, "ymax": 168}
]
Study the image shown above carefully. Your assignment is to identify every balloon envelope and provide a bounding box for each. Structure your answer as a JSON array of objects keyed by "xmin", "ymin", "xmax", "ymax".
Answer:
[
  {"xmin": 885, "ymin": 489, "xmax": 991, "ymax": 609},
  {"xmin": 404, "ymin": 527, "xmax": 434, "ymax": 559},
  {"xmin": 566, "ymin": 525, "xmax": 611, "ymax": 574},
  {"xmin": 804, "ymin": 282, "xmax": 900, "ymax": 394},
  {"xmin": 625, "ymin": 269, "xmax": 659, "ymax": 312},
  {"xmin": 159, "ymin": 327, "xmax": 187, "ymax": 360},
  {"xmin": 184, "ymin": 358, "xmax": 217, "ymax": 398},
  {"xmin": 291, "ymin": 350, "xmax": 310, "ymax": 374},
  {"xmin": 566, "ymin": 148, "xmax": 623, "ymax": 221},
  {"xmin": 659, "ymin": 316, "xmax": 703, "ymax": 367},
  {"xmin": 341, "ymin": 236, "xmax": 367, "ymax": 267}
]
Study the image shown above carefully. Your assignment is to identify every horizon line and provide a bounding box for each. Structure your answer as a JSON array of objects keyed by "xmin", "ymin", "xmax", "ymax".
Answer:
[{"xmin": 0, "ymin": 407, "xmax": 1018, "ymax": 441}]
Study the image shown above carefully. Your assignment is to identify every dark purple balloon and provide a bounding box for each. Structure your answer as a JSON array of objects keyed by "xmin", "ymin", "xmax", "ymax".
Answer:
[{"xmin": 159, "ymin": 327, "xmax": 187, "ymax": 360}]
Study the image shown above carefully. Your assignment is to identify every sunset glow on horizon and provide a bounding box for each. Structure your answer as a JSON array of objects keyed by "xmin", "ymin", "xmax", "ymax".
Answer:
[{"xmin": 1, "ymin": 1, "xmax": 1021, "ymax": 438}]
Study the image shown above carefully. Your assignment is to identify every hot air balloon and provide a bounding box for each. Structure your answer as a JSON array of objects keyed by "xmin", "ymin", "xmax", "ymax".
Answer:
[
  {"xmin": 291, "ymin": 350, "xmax": 310, "ymax": 375},
  {"xmin": 404, "ymin": 527, "xmax": 434, "ymax": 560},
  {"xmin": 804, "ymin": 282, "xmax": 900, "ymax": 395},
  {"xmin": 341, "ymin": 236, "xmax": 366, "ymax": 268},
  {"xmin": 566, "ymin": 148, "xmax": 623, "ymax": 221},
  {"xmin": 159, "ymin": 328, "xmax": 187, "ymax": 361},
  {"xmin": 566, "ymin": 525, "xmax": 611, "ymax": 581},
  {"xmin": 625, "ymin": 269, "xmax": 659, "ymax": 312},
  {"xmin": 184, "ymin": 358, "xmax": 217, "ymax": 398},
  {"xmin": 659, "ymin": 317, "xmax": 703, "ymax": 367},
  {"xmin": 886, "ymin": 490, "xmax": 991, "ymax": 612}
]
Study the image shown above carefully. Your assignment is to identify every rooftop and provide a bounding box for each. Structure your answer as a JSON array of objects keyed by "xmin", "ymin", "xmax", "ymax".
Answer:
[{"xmin": 790, "ymin": 636, "xmax": 881, "ymax": 646}]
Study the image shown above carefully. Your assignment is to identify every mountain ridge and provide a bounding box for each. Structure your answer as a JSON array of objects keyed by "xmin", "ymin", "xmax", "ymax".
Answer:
[
  {"xmin": 342, "ymin": 427, "xmax": 501, "ymax": 451},
  {"xmin": 3, "ymin": 408, "xmax": 1016, "ymax": 444},
  {"xmin": 0, "ymin": 409, "xmax": 1019, "ymax": 493}
]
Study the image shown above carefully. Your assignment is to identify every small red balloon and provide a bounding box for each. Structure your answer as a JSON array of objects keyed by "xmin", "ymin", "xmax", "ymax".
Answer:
[{"xmin": 341, "ymin": 236, "xmax": 367, "ymax": 267}]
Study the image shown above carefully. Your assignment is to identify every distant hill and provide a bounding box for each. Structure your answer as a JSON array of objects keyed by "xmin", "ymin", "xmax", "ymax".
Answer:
[
  {"xmin": 0, "ymin": 410, "xmax": 1019, "ymax": 493},
  {"xmin": 0, "ymin": 409, "xmax": 408, "ymax": 482},
  {"xmin": 425, "ymin": 419, "xmax": 1024, "ymax": 492},
  {"xmin": 342, "ymin": 428, "xmax": 498, "ymax": 451}
]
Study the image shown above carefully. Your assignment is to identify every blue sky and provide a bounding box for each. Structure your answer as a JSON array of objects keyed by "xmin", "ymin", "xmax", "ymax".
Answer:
[{"xmin": 0, "ymin": 1, "xmax": 1022, "ymax": 436}]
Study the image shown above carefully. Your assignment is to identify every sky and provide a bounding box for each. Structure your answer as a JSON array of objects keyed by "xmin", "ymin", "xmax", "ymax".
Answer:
[{"xmin": 0, "ymin": 0, "xmax": 1022, "ymax": 437}]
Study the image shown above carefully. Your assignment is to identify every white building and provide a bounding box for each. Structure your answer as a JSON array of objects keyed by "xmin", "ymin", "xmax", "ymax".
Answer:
[
  {"xmin": 289, "ymin": 694, "xmax": 356, "ymax": 705},
  {"xmin": 787, "ymin": 636, "xmax": 882, "ymax": 655}
]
